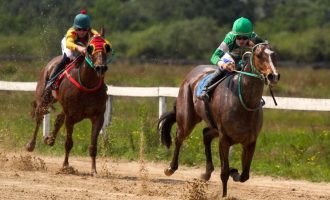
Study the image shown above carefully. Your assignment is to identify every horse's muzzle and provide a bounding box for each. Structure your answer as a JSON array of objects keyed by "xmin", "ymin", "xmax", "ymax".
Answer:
[
  {"xmin": 267, "ymin": 73, "xmax": 280, "ymax": 85},
  {"xmin": 95, "ymin": 65, "xmax": 108, "ymax": 75}
]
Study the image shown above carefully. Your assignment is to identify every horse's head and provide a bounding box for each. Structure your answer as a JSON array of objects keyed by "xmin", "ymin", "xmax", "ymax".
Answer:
[
  {"xmin": 85, "ymin": 32, "xmax": 112, "ymax": 77},
  {"xmin": 248, "ymin": 42, "xmax": 280, "ymax": 85}
]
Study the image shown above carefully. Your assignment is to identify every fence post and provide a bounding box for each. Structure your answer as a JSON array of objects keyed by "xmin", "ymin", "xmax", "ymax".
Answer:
[
  {"xmin": 43, "ymin": 113, "xmax": 50, "ymax": 137},
  {"xmin": 101, "ymin": 95, "xmax": 112, "ymax": 134},
  {"xmin": 159, "ymin": 96, "xmax": 166, "ymax": 118}
]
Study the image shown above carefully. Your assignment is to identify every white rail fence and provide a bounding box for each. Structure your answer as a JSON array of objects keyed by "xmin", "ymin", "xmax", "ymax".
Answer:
[{"xmin": 1, "ymin": 81, "xmax": 330, "ymax": 136}]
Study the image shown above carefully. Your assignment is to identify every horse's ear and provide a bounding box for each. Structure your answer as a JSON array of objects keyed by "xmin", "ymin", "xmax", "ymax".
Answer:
[
  {"xmin": 87, "ymin": 45, "xmax": 94, "ymax": 55},
  {"xmin": 248, "ymin": 40, "xmax": 255, "ymax": 47},
  {"xmin": 100, "ymin": 26, "xmax": 105, "ymax": 37},
  {"xmin": 254, "ymin": 45, "xmax": 264, "ymax": 57},
  {"xmin": 104, "ymin": 44, "xmax": 111, "ymax": 53}
]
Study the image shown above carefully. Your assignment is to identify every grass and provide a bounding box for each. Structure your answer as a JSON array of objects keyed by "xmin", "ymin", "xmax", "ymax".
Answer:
[
  {"xmin": 255, "ymin": 126, "xmax": 330, "ymax": 181},
  {"xmin": 0, "ymin": 60, "xmax": 329, "ymax": 182}
]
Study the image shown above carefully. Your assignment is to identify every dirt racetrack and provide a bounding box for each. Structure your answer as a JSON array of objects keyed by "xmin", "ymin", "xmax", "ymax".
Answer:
[{"xmin": 0, "ymin": 152, "xmax": 329, "ymax": 200}]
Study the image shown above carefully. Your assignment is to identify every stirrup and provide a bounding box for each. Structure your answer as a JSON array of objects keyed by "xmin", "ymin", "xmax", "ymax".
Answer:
[
  {"xmin": 45, "ymin": 80, "xmax": 57, "ymax": 90},
  {"xmin": 261, "ymin": 98, "xmax": 265, "ymax": 106}
]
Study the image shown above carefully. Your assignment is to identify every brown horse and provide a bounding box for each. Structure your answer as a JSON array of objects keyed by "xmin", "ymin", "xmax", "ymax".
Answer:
[
  {"xmin": 26, "ymin": 29, "xmax": 112, "ymax": 176},
  {"xmin": 158, "ymin": 42, "xmax": 280, "ymax": 197}
]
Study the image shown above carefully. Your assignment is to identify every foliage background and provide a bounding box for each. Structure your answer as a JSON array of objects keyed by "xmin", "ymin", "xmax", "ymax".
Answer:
[{"xmin": 0, "ymin": 0, "xmax": 330, "ymax": 63}]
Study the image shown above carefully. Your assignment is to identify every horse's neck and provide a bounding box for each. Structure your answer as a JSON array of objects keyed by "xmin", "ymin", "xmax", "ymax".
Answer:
[
  {"xmin": 240, "ymin": 74, "xmax": 264, "ymax": 106},
  {"xmin": 78, "ymin": 61, "xmax": 100, "ymax": 87}
]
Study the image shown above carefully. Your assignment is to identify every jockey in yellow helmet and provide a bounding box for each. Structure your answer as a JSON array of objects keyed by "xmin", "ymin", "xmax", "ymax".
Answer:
[{"xmin": 45, "ymin": 10, "xmax": 112, "ymax": 90}]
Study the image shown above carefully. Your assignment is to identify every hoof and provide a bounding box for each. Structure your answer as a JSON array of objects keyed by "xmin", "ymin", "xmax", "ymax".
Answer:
[
  {"xmin": 229, "ymin": 168, "xmax": 240, "ymax": 182},
  {"xmin": 201, "ymin": 165, "xmax": 214, "ymax": 181},
  {"xmin": 25, "ymin": 141, "xmax": 36, "ymax": 152},
  {"xmin": 201, "ymin": 173, "xmax": 211, "ymax": 181},
  {"xmin": 43, "ymin": 136, "xmax": 55, "ymax": 146},
  {"xmin": 91, "ymin": 170, "xmax": 97, "ymax": 177},
  {"xmin": 164, "ymin": 168, "xmax": 175, "ymax": 176}
]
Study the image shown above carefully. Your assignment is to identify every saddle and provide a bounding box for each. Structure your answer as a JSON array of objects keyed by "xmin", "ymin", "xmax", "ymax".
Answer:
[
  {"xmin": 196, "ymin": 73, "xmax": 215, "ymax": 97},
  {"xmin": 196, "ymin": 72, "xmax": 228, "ymax": 99}
]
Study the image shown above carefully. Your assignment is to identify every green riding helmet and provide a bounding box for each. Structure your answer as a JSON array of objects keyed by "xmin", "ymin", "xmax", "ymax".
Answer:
[
  {"xmin": 232, "ymin": 17, "xmax": 253, "ymax": 37},
  {"xmin": 73, "ymin": 10, "xmax": 91, "ymax": 29}
]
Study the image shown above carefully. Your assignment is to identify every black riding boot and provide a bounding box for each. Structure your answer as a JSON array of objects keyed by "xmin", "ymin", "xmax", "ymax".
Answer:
[
  {"xmin": 200, "ymin": 68, "xmax": 226, "ymax": 100},
  {"xmin": 45, "ymin": 54, "xmax": 68, "ymax": 89}
]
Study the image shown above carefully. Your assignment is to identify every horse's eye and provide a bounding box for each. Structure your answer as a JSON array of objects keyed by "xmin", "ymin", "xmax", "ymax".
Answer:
[
  {"xmin": 104, "ymin": 44, "xmax": 111, "ymax": 53},
  {"xmin": 87, "ymin": 45, "xmax": 94, "ymax": 54}
]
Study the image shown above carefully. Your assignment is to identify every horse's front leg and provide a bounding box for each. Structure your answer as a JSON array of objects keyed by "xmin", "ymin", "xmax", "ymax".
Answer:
[
  {"xmin": 201, "ymin": 127, "xmax": 218, "ymax": 181},
  {"xmin": 44, "ymin": 112, "xmax": 65, "ymax": 146},
  {"xmin": 89, "ymin": 115, "xmax": 104, "ymax": 176},
  {"xmin": 63, "ymin": 118, "xmax": 74, "ymax": 168},
  {"xmin": 219, "ymin": 137, "xmax": 231, "ymax": 197},
  {"xmin": 232, "ymin": 141, "xmax": 256, "ymax": 182}
]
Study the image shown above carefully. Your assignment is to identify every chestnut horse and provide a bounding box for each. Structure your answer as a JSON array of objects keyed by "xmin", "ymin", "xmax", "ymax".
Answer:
[
  {"xmin": 158, "ymin": 42, "xmax": 279, "ymax": 197},
  {"xmin": 26, "ymin": 29, "xmax": 112, "ymax": 175}
]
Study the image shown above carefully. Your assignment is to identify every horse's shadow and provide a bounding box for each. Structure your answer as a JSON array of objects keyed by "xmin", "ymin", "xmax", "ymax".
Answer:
[{"xmin": 55, "ymin": 166, "xmax": 186, "ymax": 185}]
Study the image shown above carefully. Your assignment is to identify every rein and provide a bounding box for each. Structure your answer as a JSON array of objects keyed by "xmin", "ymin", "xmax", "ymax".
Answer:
[
  {"xmin": 77, "ymin": 57, "xmax": 103, "ymax": 91},
  {"xmin": 65, "ymin": 68, "xmax": 104, "ymax": 93},
  {"xmin": 63, "ymin": 55, "xmax": 104, "ymax": 93}
]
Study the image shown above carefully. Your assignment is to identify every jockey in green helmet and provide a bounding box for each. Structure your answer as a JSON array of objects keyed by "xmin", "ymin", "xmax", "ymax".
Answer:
[
  {"xmin": 199, "ymin": 17, "xmax": 264, "ymax": 101},
  {"xmin": 232, "ymin": 17, "xmax": 253, "ymax": 37}
]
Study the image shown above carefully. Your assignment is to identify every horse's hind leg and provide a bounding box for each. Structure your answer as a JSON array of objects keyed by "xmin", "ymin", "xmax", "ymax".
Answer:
[
  {"xmin": 201, "ymin": 127, "xmax": 218, "ymax": 181},
  {"xmin": 26, "ymin": 113, "xmax": 42, "ymax": 152},
  {"xmin": 26, "ymin": 101, "xmax": 48, "ymax": 152},
  {"xmin": 43, "ymin": 112, "xmax": 65, "ymax": 146},
  {"xmin": 164, "ymin": 83, "xmax": 198, "ymax": 176},
  {"xmin": 230, "ymin": 141, "xmax": 256, "ymax": 182},
  {"xmin": 63, "ymin": 118, "xmax": 74, "ymax": 168},
  {"xmin": 164, "ymin": 127, "xmax": 187, "ymax": 176},
  {"xmin": 89, "ymin": 115, "xmax": 104, "ymax": 176},
  {"xmin": 165, "ymin": 123, "xmax": 198, "ymax": 176}
]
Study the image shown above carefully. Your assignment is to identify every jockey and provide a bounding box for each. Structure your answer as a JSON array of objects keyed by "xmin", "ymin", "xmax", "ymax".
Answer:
[
  {"xmin": 199, "ymin": 17, "xmax": 264, "ymax": 100},
  {"xmin": 45, "ymin": 9, "xmax": 112, "ymax": 90}
]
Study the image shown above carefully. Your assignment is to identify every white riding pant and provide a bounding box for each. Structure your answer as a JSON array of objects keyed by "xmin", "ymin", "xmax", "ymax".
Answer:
[{"xmin": 61, "ymin": 37, "xmax": 79, "ymax": 60}]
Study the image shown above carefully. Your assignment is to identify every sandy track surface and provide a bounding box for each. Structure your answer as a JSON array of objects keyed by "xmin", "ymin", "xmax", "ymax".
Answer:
[{"xmin": 0, "ymin": 152, "xmax": 329, "ymax": 200}]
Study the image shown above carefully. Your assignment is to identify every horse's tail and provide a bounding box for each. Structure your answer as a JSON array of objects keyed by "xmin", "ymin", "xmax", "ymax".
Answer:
[{"xmin": 158, "ymin": 100, "xmax": 177, "ymax": 149}]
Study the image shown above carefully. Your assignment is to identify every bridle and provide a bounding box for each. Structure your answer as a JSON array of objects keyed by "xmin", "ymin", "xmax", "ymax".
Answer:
[
  {"xmin": 234, "ymin": 42, "xmax": 279, "ymax": 111},
  {"xmin": 84, "ymin": 35, "xmax": 114, "ymax": 74}
]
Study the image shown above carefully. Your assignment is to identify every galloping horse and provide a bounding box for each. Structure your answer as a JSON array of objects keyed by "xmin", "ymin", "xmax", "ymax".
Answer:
[
  {"xmin": 26, "ymin": 28, "xmax": 112, "ymax": 175},
  {"xmin": 158, "ymin": 41, "xmax": 279, "ymax": 197}
]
